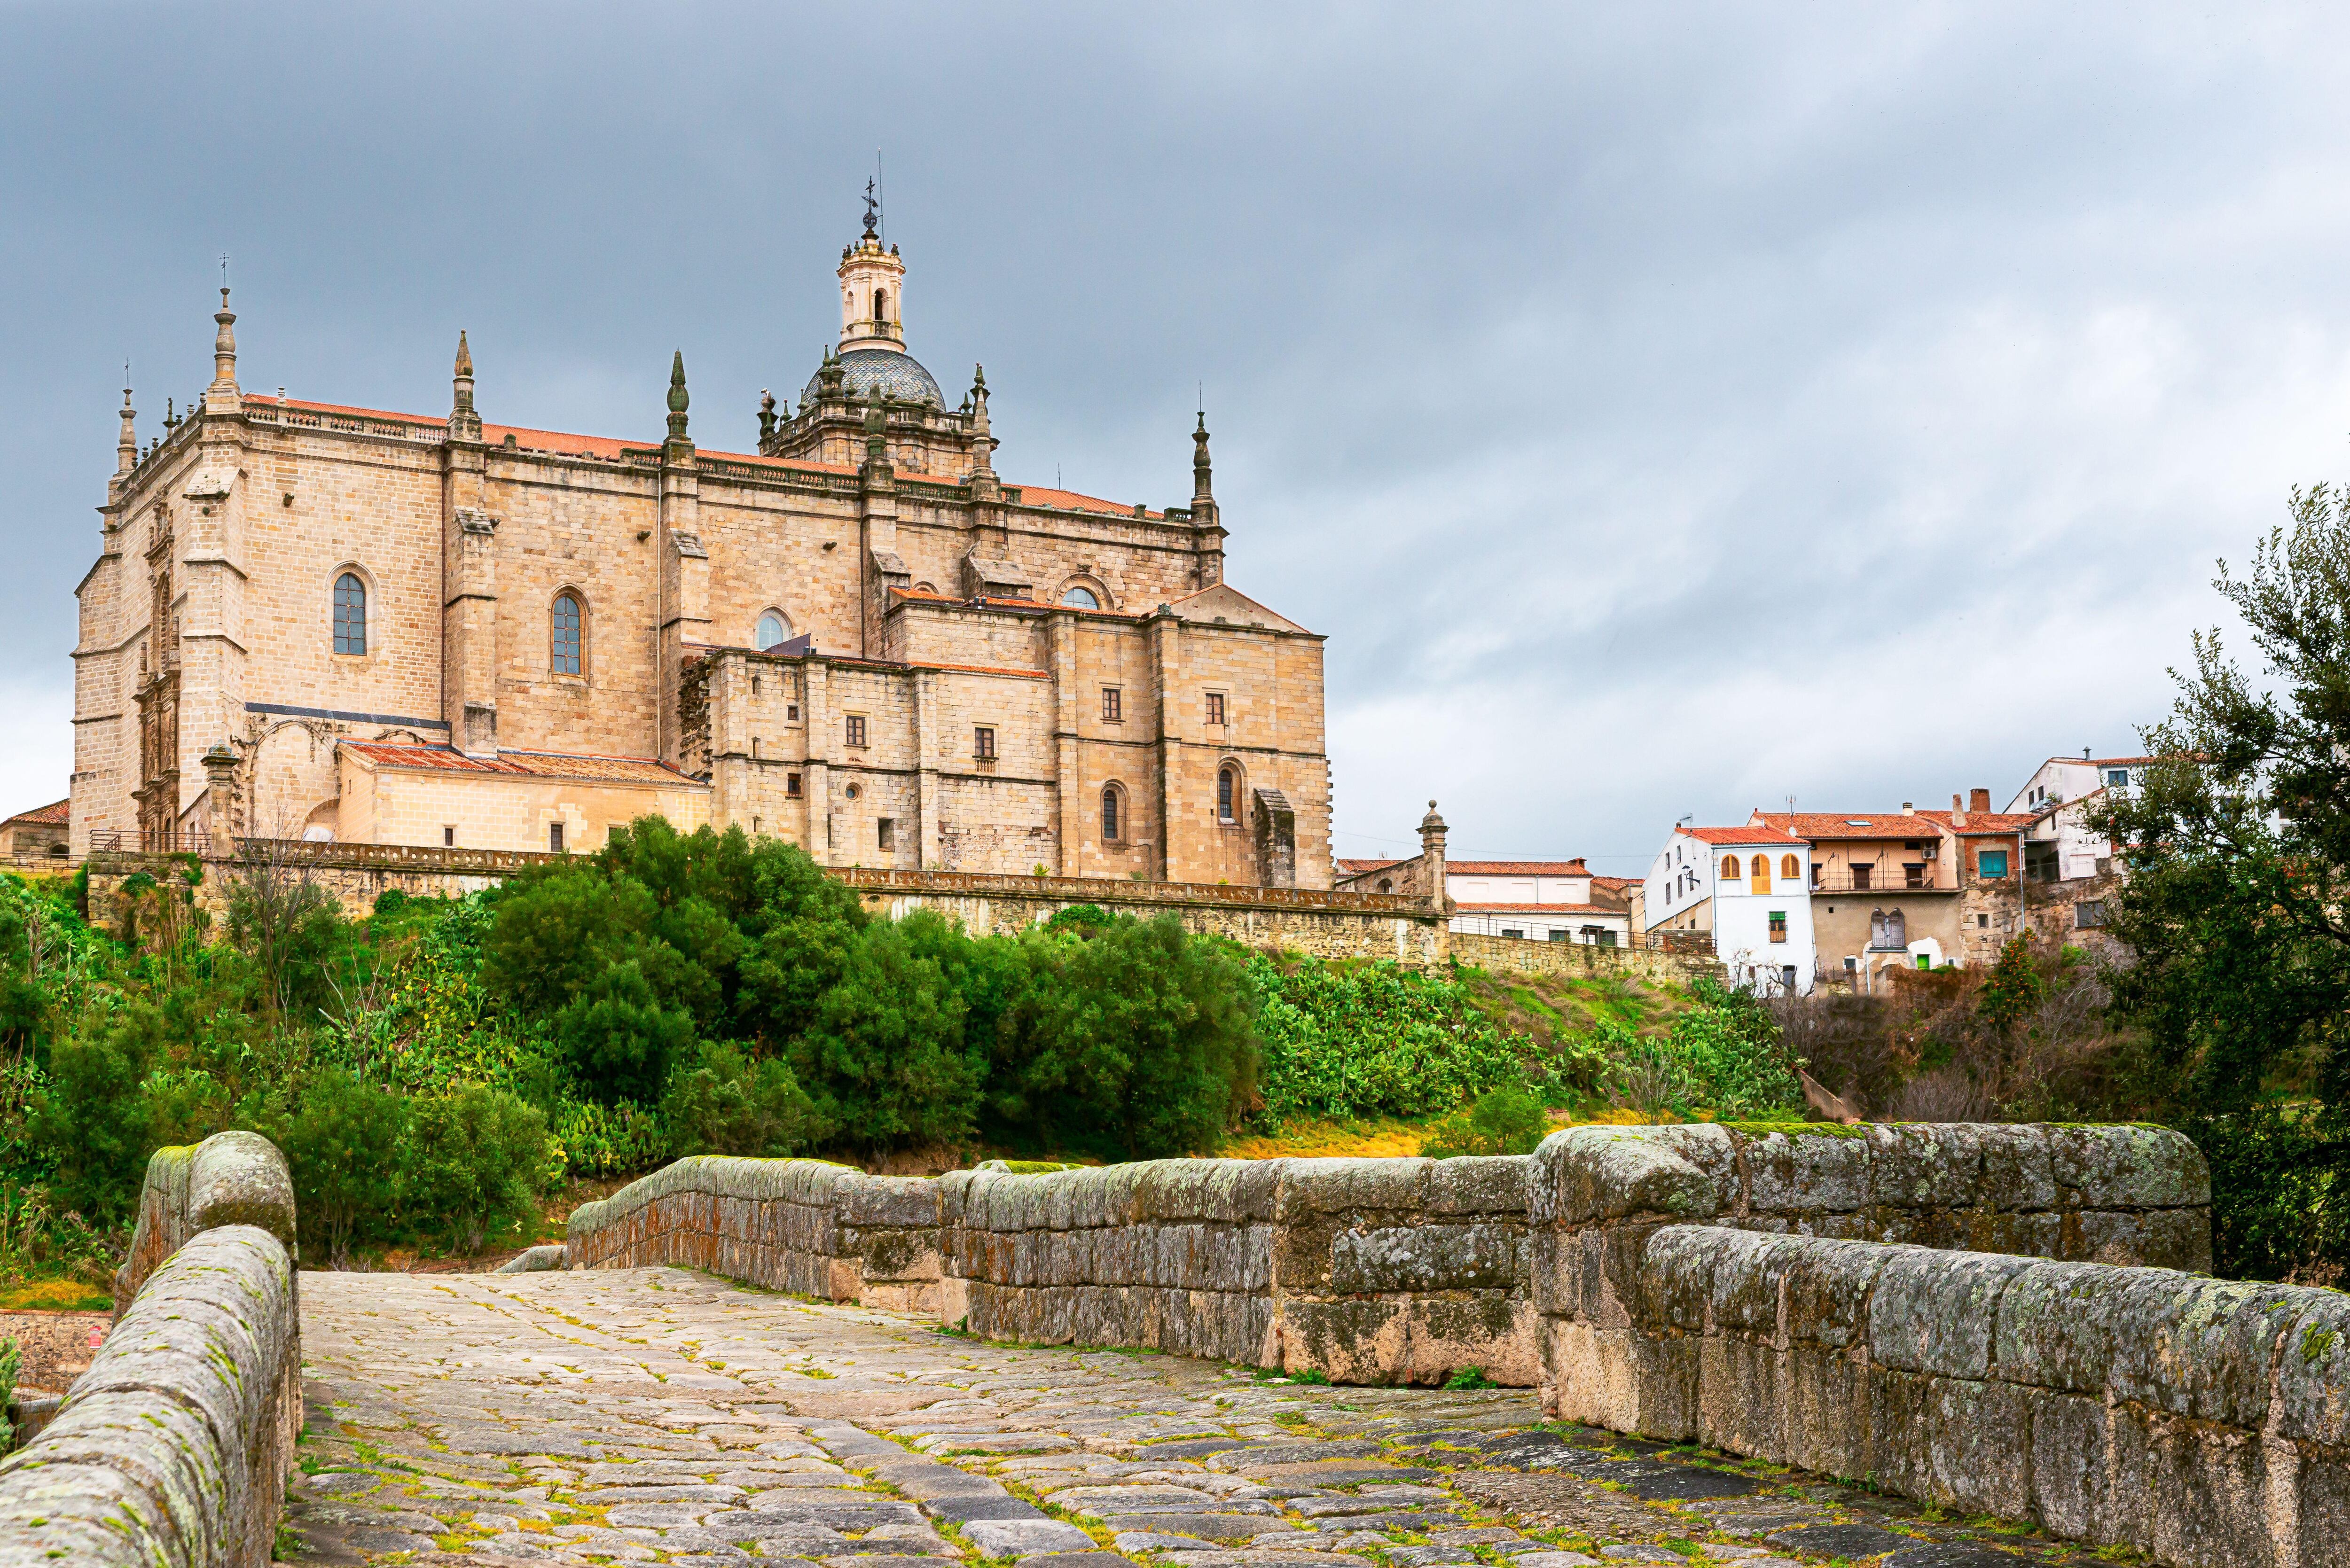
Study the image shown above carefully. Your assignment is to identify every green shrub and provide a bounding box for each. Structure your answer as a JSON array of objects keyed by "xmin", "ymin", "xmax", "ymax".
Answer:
[
  {"xmin": 1668, "ymin": 979, "xmax": 1802, "ymax": 1117},
  {"xmin": 549, "ymin": 1097, "xmax": 671, "ymax": 1180},
  {"xmin": 791, "ymin": 920, "xmax": 978, "ymax": 1149},
  {"xmin": 1249, "ymin": 955, "xmax": 1524, "ymax": 1123},
  {"xmin": 662, "ymin": 1039, "xmax": 824, "ymax": 1158},
  {"xmin": 2185, "ymin": 1100, "xmax": 2348, "ymax": 1284},
  {"xmin": 281, "ymin": 1068, "xmax": 409, "ymax": 1265},
  {"xmin": 1419, "ymin": 1085, "xmax": 1550, "ymax": 1158},
  {"xmin": 25, "ymin": 1004, "xmax": 175, "ymax": 1223},
  {"xmin": 993, "ymin": 915, "xmax": 1259, "ymax": 1159},
  {"xmin": 549, "ymin": 961, "xmax": 697, "ymax": 1106},
  {"xmin": 399, "ymin": 1084, "xmax": 551, "ymax": 1254}
]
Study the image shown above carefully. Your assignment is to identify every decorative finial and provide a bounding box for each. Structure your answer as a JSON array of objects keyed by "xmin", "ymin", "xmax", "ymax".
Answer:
[
  {"xmin": 208, "ymin": 273, "xmax": 239, "ymax": 404},
  {"xmin": 758, "ymin": 387, "xmax": 777, "ymax": 445},
  {"xmin": 1191, "ymin": 410, "xmax": 1214, "ymax": 506},
  {"xmin": 666, "ymin": 351, "xmax": 690, "ymax": 441},
  {"xmin": 862, "ymin": 176, "xmax": 879, "ymax": 239},
  {"xmin": 973, "ymin": 363, "xmax": 987, "ymax": 394},
  {"xmin": 117, "ymin": 375, "xmax": 138, "ymax": 475},
  {"xmin": 454, "ymin": 329, "xmax": 473, "ymax": 379},
  {"xmin": 449, "ymin": 330, "xmax": 481, "ymax": 438}
]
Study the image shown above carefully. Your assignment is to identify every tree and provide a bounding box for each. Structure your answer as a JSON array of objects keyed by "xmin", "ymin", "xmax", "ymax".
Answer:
[
  {"xmin": 223, "ymin": 837, "xmax": 343, "ymax": 1018},
  {"xmin": 280, "ymin": 1068, "xmax": 410, "ymax": 1266},
  {"xmin": 2089, "ymin": 485, "xmax": 2350, "ymax": 1281},
  {"xmin": 792, "ymin": 917, "xmax": 980, "ymax": 1149}
]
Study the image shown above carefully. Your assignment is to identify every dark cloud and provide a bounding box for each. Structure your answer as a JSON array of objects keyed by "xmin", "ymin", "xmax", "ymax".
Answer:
[{"xmin": 3, "ymin": 2, "xmax": 2342, "ymax": 866}]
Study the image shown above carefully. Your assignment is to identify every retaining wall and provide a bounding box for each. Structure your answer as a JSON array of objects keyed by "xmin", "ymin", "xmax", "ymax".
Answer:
[{"xmin": 0, "ymin": 1133, "xmax": 300, "ymax": 1568}]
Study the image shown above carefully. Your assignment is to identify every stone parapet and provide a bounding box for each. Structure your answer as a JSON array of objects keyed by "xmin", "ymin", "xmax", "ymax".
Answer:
[{"xmin": 0, "ymin": 1134, "xmax": 301, "ymax": 1568}]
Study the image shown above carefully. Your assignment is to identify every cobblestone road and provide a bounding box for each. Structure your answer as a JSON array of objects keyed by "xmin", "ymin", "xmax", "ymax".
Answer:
[{"xmin": 288, "ymin": 1269, "xmax": 2102, "ymax": 1568}]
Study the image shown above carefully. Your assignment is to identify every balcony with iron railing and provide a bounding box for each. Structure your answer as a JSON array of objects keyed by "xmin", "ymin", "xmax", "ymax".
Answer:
[{"xmin": 1809, "ymin": 862, "xmax": 1948, "ymax": 894}]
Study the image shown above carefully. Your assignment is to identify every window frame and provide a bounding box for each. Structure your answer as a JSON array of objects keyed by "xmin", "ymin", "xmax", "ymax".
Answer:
[
  {"xmin": 1102, "ymin": 686, "xmax": 1122, "ymax": 723},
  {"xmin": 1101, "ymin": 781, "xmax": 1125, "ymax": 844},
  {"xmin": 1217, "ymin": 763, "xmax": 1241, "ymax": 824},
  {"xmin": 845, "ymin": 714, "xmax": 868, "ymax": 749},
  {"xmin": 877, "ymin": 816, "xmax": 895, "ymax": 851},
  {"xmin": 331, "ymin": 569, "xmax": 369, "ymax": 656},
  {"xmin": 1205, "ymin": 690, "xmax": 1227, "ymax": 727},
  {"xmin": 973, "ymin": 725, "xmax": 997, "ymax": 761},
  {"xmin": 548, "ymin": 821, "xmax": 565, "ymax": 854},
  {"xmin": 756, "ymin": 609, "xmax": 791, "ymax": 651},
  {"xmin": 551, "ymin": 590, "xmax": 585, "ymax": 677}
]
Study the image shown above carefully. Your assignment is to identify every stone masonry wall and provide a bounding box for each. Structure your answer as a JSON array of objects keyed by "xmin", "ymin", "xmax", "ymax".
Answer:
[
  {"xmin": 1526, "ymin": 1123, "xmax": 2345, "ymax": 1568},
  {"xmin": 0, "ymin": 1132, "xmax": 301, "ymax": 1568}
]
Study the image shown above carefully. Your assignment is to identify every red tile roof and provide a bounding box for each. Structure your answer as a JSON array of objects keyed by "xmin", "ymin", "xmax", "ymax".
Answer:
[
  {"xmin": 1447, "ymin": 859, "xmax": 1590, "ymax": 875},
  {"xmin": 1914, "ymin": 809, "xmax": 2037, "ymax": 837},
  {"xmin": 249, "ymin": 397, "xmax": 1151, "ymax": 512},
  {"xmin": 1681, "ymin": 825, "xmax": 1805, "ymax": 846},
  {"xmin": 1336, "ymin": 858, "xmax": 1409, "ymax": 875},
  {"xmin": 339, "ymin": 742, "xmax": 702, "ymax": 787},
  {"xmin": 1590, "ymin": 874, "xmax": 1639, "ymax": 892},
  {"xmin": 3, "ymin": 799, "xmax": 68, "ymax": 827},
  {"xmin": 1455, "ymin": 902, "xmax": 1619, "ymax": 915},
  {"xmin": 1751, "ymin": 811, "xmax": 1946, "ymax": 841}
]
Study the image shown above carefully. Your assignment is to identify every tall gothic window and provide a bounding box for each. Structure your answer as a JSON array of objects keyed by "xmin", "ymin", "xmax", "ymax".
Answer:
[
  {"xmin": 1217, "ymin": 765, "xmax": 1239, "ymax": 823},
  {"xmin": 552, "ymin": 593, "xmax": 583, "ymax": 675},
  {"xmin": 333, "ymin": 572, "xmax": 366, "ymax": 655},
  {"xmin": 1102, "ymin": 783, "xmax": 1123, "ymax": 843}
]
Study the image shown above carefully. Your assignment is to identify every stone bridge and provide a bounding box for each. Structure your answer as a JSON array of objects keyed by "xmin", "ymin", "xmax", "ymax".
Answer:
[{"xmin": 1, "ymin": 1124, "xmax": 2341, "ymax": 1568}]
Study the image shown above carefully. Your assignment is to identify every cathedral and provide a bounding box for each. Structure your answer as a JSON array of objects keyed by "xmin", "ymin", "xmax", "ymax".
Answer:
[{"xmin": 72, "ymin": 208, "xmax": 1333, "ymax": 887}]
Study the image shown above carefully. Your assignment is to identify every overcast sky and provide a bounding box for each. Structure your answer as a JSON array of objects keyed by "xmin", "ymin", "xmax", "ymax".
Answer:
[{"xmin": 4, "ymin": 2, "xmax": 2343, "ymax": 872}]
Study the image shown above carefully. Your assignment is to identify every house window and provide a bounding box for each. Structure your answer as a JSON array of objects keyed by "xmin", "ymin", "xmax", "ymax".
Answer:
[
  {"xmin": 1501, "ymin": 928, "xmax": 1525, "ymax": 940},
  {"xmin": 787, "ymin": 703, "xmax": 799, "ymax": 722},
  {"xmin": 548, "ymin": 821, "xmax": 565, "ymax": 854},
  {"xmin": 1102, "ymin": 686, "xmax": 1122, "ymax": 722},
  {"xmin": 751, "ymin": 737, "xmax": 760, "ymax": 760},
  {"xmin": 751, "ymin": 675, "xmax": 761, "ymax": 695},
  {"xmin": 1978, "ymin": 913, "xmax": 1990, "ymax": 928},
  {"xmin": 1850, "ymin": 863, "xmax": 1873, "ymax": 891},
  {"xmin": 1599, "ymin": 931, "xmax": 1618, "ymax": 948},
  {"xmin": 552, "ymin": 593, "xmax": 583, "ymax": 675},
  {"xmin": 2106, "ymin": 768, "xmax": 2130, "ymax": 788},
  {"xmin": 974, "ymin": 726, "xmax": 996, "ymax": 761},
  {"xmin": 1978, "ymin": 850, "xmax": 2010, "ymax": 879},
  {"xmin": 846, "ymin": 715, "xmax": 867, "ymax": 748},
  {"xmin": 333, "ymin": 571, "xmax": 367, "ymax": 655},
  {"xmin": 1217, "ymin": 765, "xmax": 1239, "ymax": 823},
  {"xmin": 787, "ymin": 772, "xmax": 803, "ymax": 798},
  {"xmin": 1781, "ymin": 854, "xmax": 1800, "ymax": 881},
  {"xmin": 1749, "ymin": 858, "xmax": 1770, "ymax": 895},
  {"xmin": 877, "ymin": 817, "xmax": 895, "ymax": 851},
  {"xmin": 1548, "ymin": 930, "xmax": 1568, "ymax": 942},
  {"xmin": 1102, "ymin": 783, "xmax": 1123, "ymax": 843},
  {"xmin": 1205, "ymin": 692, "xmax": 1226, "ymax": 726},
  {"xmin": 1721, "ymin": 854, "xmax": 1741, "ymax": 881},
  {"xmin": 873, "ymin": 287, "xmax": 888, "ymax": 322},
  {"xmin": 1377, "ymin": 878, "xmax": 1393, "ymax": 893},
  {"xmin": 443, "ymin": 826, "xmax": 455, "ymax": 847},
  {"xmin": 1769, "ymin": 911, "xmax": 1787, "ymax": 943},
  {"xmin": 2076, "ymin": 899, "xmax": 2107, "ymax": 928}
]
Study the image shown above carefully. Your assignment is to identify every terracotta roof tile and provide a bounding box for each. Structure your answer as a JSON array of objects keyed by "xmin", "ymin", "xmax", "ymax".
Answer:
[
  {"xmin": 339, "ymin": 741, "xmax": 702, "ymax": 787},
  {"xmin": 1752, "ymin": 811, "xmax": 1948, "ymax": 840},
  {"xmin": 1448, "ymin": 859, "xmax": 1590, "ymax": 875},
  {"xmin": 1681, "ymin": 825, "xmax": 1805, "ymax": 846},
  {"xmin": 1455, "ymin": 902, "xmax": 1619, "ymax": 915},
  {"xmin": 1914, "ymin": 809, "xmax": 2037, "ymax": 836},
  {"xmin": 3, "ymin": 799, "xmax": 68, "ymax": 827},
  {"xmin": 1336, "ymin": 858, "xmax": 1408, "ymax": 875}
]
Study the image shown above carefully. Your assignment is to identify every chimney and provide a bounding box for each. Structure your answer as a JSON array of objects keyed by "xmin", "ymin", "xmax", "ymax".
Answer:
[
  {"xmin": 1970, "ymin": 788, "xmax": 1991, "ymax": 813},
  {"xmin": 1901, "ymin": 801, "xmax": 1912, "ymax": 811}
]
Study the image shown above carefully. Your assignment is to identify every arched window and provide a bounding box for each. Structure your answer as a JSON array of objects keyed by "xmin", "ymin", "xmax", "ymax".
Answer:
[
  {"xmin": 1102, "ymin": 783, "xmax": 1123, "ymax": 843},
  {"xmin": 873, "ymin": 287, "xmax": 888, "ymax": 322},
  {"xmin": 552, "ymin": 593, "xmax": 583, "ymax": 675},
  {"xmin": 333, "ymin": 572, "xmax": 367, "ymax": 655},
  {"xmin": 1377, "ymin": 878, "xmax": 1394, "ymax": 893},
  {"xmin": 1721, "ymin": 854, "xmax": 1740, "ymax": 881},
  {"xmin": 1750, "ymin": 856, "xmax": 1771, "ymax": 895},
  {"xmin": 756, "ymin": 610, "xmax": 791, "ymax": 650},
  {"xmin": 1218, "ymin": 765, "xmax": 1239, "ymax": 823},
  {"xmin": 1061, "ymin": 585, "xmax": 1099, "ymax": 608},
  {"xmin": 1781, "ymin": 853, "xmax": 1801, "ymax": 881}
]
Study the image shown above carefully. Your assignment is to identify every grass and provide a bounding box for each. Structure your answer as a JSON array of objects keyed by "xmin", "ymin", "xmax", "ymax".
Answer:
[{"xmin": 0, "ymin": 1278, "xmax": 112, "ymax": 1312}]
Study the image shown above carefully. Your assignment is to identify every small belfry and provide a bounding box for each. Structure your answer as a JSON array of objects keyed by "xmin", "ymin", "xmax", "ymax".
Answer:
[{"xmin": 839, "ymin": 181, "xmax": 906, "ymax": 354}]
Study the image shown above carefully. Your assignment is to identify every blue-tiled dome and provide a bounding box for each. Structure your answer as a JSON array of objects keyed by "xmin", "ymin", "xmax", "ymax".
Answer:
[{"xmin": 804, "ymin": 348, "xmax": 943, "ymax": 409}]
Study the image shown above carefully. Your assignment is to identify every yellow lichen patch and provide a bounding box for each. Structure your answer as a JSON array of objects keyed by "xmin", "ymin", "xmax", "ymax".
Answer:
[{"xmin": 0, "ymin": 1278, "xmax": 113, "ymax": 1311}]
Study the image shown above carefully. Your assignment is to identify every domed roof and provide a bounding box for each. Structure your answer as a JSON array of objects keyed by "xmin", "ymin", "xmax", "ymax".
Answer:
[{"xmin": 804, "ymin": 347, "xmax": 943, "ymax": 410}]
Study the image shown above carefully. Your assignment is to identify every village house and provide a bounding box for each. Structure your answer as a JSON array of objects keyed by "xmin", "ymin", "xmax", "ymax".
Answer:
[
  {"xmin": 1641, "ymin": 824, "xmax": 1814, "ymax": 993},
  {"xmin": 1336, "ymin": 838, "xmax": 1632, "ymax": 945},
  {"xmin": 0, "ymin": 801, "xmax": 70, "ymax": 865}
]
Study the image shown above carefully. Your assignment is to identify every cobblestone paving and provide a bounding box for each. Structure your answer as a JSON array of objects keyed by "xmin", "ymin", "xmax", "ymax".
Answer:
[{"xmin": 288, "ymin": 1269, "xmax": 2123, "ymax": 1568}]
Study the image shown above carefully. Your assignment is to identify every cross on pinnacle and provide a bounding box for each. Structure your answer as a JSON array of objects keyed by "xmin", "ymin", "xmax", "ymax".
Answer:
[{"xmin": 863, "ymin": 179, "xmax": 878, "ymax": 238}]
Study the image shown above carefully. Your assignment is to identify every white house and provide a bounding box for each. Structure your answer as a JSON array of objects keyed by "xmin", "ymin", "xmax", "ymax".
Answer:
[
  {"xmin": 1645, "ymin": 825, "xmax": 1815, "ymax": 994},
  {"xmin": 1442, "ymin": 858, "xmax": 1631, "ymax": 945},
  {"xmin": 2005, "ymin": 753, "xmax": 2142, "ymax": 882}
]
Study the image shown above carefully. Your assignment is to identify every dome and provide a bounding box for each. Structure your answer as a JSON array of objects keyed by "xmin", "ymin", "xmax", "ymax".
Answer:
[{"xmin": 804, "ymin": 347, "xmax": 943, "ymax": 409}]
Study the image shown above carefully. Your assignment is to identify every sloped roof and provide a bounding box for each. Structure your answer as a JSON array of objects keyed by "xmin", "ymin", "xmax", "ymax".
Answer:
[
  {"xmin": 1454, "ymin": 902, "xmax": 1619, "ymax": 916},
  {"xmin": 1752, "ymin": 811, "xmax": 1945, "ymax": 841},
  {"xmin": 1682, "ymin": 825, "xmax": 1805, "ymax": 846},
  {"xmin": 1448, "ymin": 859, "xmax": 1590, "ymax": 875},
  {"xmin": 339, "ymin": 741, "xmax": 703, "ymax": 787},
  {"xmin": 1914, "ymin": 809, "xmax": 2037, "ymax": 837},
  {"xmin": 1165, "ymin": 583, "xmax": 1311, "ymax": 634},
  {"xmin": 1336, "ymin": 858, "xmax": 1409, "ymax": 876},
  {"xmin": 3, "ymin": 799, "xmax": 68, "ymax": 827}
]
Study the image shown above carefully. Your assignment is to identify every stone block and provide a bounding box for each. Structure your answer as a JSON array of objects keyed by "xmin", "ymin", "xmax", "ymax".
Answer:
[
  {"xmin": 2132, "ymin": 1205, "xmax": 2214, "ymax": 1273},
  {"xmin": 1781, "ymin": 1340, "xmax": 1870, "ymax": 1481},
  {"xmin": 1990, "ymin": 1260, "xmax": 2117, "ymax": 1396},
  {"xmin": 1735, "ymin": 1127, "xmax": 1871, "ymax": 1216},
  {"xmin": 1779, "ymin": 1236, "xmax": 1888, "ymax": 1350},
  {"xmin": 1866, "ymin": 1248, "xmax": 2034, "ymax": 1378},
  {"xmin": 1423, "ymin": 1155, "xmax": 1531, "ymax": 1216},
  {"xmin": 2275, "ymin": 1288, "xmax": 2350, "ymax": 1447},
  {"xmin": 2047, "ymin": 1124, "xmax": 2209, "ymax": 1209},
  {"xmin": 1972, "ymin": 1124, "xmax": 2060, "ymax": 1211},
  {"xmin": 1536, "ymin": 1125, "xmax": 1735, "ymax": 1226},
  {"xmin": 1404, "ymin": 1295, "xmax": 1536, "ymax": 1386},
  {"xmin": 1636, "ymin": 1225, "xmax": 1723, "ymax": 1332},
  {"xmin": 2019, "ymin": 1384, "xmax": 2112, "ymax": 1545},
  {"xmin": 1328, "ymin": 1223, "xmax": 1521, "ymax": 1293},
  {"xmin": 2106, "ymin": 1272, "xmax": 2302, "ymax": 1430},
  {"xmin": 1696, "ymin": 1332, "xmax": 1785, "ymax": 1458},
  {"xmin": 1277, "ymin": 1158, "xmax": 1429, "ymax": 1219},
  {"xmin": 1864, "ymin": 1123, "xmax": 1984, "ymax": 1211}
]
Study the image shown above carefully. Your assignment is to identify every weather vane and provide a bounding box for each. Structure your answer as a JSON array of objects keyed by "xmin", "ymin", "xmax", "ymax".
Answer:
[{"xmin": 863, "ymin": 178, "xmax": 878, "ymax": 236}]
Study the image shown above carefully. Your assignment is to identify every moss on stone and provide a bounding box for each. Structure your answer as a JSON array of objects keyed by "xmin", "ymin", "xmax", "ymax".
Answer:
[{"xmin": 1720, "ymin": 1121, "xmax": 1871, "ymax": 1139}]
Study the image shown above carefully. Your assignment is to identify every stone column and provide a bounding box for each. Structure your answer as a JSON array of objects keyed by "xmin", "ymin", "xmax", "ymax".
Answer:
[
  {"xmin": 1419, "ymin": 800, "xmax": 1449, "ymax": 913},
  {"xmin": 200, "ymin": 744, "xmax": 239, "ymax": 851},
  {"xmin": 1148, "ymin": 608, "xmax": 1182, "ymax": 883}
]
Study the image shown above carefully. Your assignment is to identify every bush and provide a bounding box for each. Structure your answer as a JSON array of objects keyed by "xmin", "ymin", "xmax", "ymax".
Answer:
[
  {"xmin": 399, "ymin": 1084, "xmax": 551, "ymax": 1255},
  {"xmin": 791, "ymin": 920, "xmax": 979, "ymax": 1149},
  {"xmin": 25, "ymin": 1005, "xmax": 175, "ymax": 1223},
  {"xmin": 662, "ymin": 1039, "xmax": 825, "ymax": 1157},
  {"xmin": 1250, "ymin": 955, "xmax": 1525, "ymax": 1123},
  {"xmin": 1668, "ymin": 978, "xmax": 1802, "ymax": 1117},
  {"xmin": 994, "ymin": 915, "xmax": 1259, "ymax": 1159},
  {"xmin": 281, "ymin": 1068, "xmax": 409, "ymax": 1265},
  {"xmin": 549, "ymin": 961, "xmax": 697, "ymax": 1106},
  {"xmin": 1419, "ymin": 1085, "xmax": 1550, "ymax": 1158},
  {"xmin": 549, "ymin": 1098, "xmax": 671, "ymax": 1180},
  {"xmin": 2184, "ymin": 1100, "xmax": 2348, "ymax": 1285}
]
